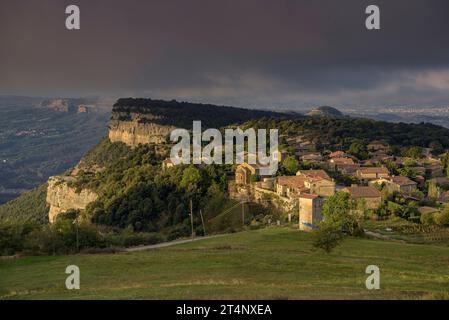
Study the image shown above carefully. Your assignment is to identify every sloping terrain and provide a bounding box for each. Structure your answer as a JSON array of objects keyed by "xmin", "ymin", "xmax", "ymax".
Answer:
[{"xmin": 1, "ymin": 227, "xmax": 448, "ymax": 299}]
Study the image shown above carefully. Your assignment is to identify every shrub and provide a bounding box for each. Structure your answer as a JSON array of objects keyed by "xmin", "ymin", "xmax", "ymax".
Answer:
[
  {"xmin": 167, "ymin": 225, "xmax": 191, "ymax": 241},
  {"xmin": 420, "ymin": 212, "xmax": 435, "ymax": 225},
  {"xmin": 121, "ymin": 233, "xmax": 163, "ymax": 247},
  {"xmin": 434, "ymin": 211, "xmax": 449, "ymax": 226}
]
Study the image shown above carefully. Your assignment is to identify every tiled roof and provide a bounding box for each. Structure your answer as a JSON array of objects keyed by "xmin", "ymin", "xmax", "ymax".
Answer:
[
  {"xmin": 277, "ymin": 176, "xmax": 306, "ymax": 189},
  {"xmin": 299, "ymin": 193, "xmax": 319, "ymax": 199},
  {"xmin": 297, "ymin": 170, "xmax": 332, "ymax": 181},
  {"xmin": 391, "ymin": 176, "xmax": 416, "ymax": 186},
  {"xmin": 331, "ymin": 157, "xmax": 355, "ymax": 165},
  {"xmin": 329, "ymin": 151, "xmax": 346, "ymax": 158},
  {"xmin": 343, "ymin": 186, "xmax": 381, "ymax": 198},
  {"xmin": 358, "ymin": 167, "xmax": 389, "ymax": 174}
]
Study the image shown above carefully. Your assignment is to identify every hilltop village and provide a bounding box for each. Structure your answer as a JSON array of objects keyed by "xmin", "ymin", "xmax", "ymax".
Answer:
[
  {"xmin": 157, "ymin": 110, "xmax": 449, "ymax": 232},
  {"xmin": 220, "ymin": 138, "xmax": 449, "ymax": 230}
]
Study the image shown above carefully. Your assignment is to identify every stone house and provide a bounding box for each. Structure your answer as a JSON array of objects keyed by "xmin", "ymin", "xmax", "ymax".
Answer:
[
  {"xmin": 356, "ymin": 167, "xmax": 390, "ymax": 182},
  {"xmin": 274, "ymin": 170, "xmax": 336, "ymax": 199},
  {"xmin": 276, "ymin": 176, "xmax": 308, "ymax": 198},
  {"xmin": 425, "ymin": 164, "xmax": 444, "ymax": 178},
  {"xmin": 298, "ymin": 194, "xmax": 323, "ymax": 231},
  {"xmin": 370, "ymin": 176, "xmax": 417, "ymax": 195},
  {"xmin": 235, "ymin": 162, "xmax": 271, "ymax": 185},
  {"xmin": 342, "ymin": 186, "xmax": 382, "ymax": 210},
  {"xmin": 328, "ymin": 157, "xmax": 357, "ymax": 172},
  {"xmin": 296, "ymin": 170, "xmax": 336, "ymax": 197},
  {"xmin": 389, "ymin": 176, "xmax": 417, "ymax": 194},
  {"xmin": 336, "ymin": 164, "xmax": 361, "ymax": 176},
  {"xmin": 301, "ymin": 153, "xmax": 323, "ymax": 163}
]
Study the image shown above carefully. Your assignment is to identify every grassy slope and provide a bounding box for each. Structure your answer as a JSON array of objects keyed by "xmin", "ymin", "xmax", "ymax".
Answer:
[{"xmin": 1, "ymin": 227, "xmax": 449, "ymax": 300}]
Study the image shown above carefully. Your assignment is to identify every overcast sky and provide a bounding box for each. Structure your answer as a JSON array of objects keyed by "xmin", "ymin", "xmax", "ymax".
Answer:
[{"xmin": 1, "ymin": 0, "xmax": 449, "ymax": 109}]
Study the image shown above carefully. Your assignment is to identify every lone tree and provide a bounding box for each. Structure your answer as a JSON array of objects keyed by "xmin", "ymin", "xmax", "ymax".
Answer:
[
  {"xmin": 312, "ymin": 222, "xmax": 344, "ymax": 254},
  {"xmin": 312, "ymin": 191, "xmax": 365, "ymax": 253}
]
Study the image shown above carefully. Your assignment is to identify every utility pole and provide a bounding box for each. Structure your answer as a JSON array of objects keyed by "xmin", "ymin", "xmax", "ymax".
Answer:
[
  {"xmin": 242, "ymin": 201, "xmax": 245, "ymax": 227},
  {"xmin": 200, "ymin": 209, "xmax": 206, "ymax": 236},
  {"xmin": 75, "ymin": 211, "xmax": 79, "ymax": 253},
  {"xmin": 190, "ymin": 199, "xmax": 195, "ymax": 240}
]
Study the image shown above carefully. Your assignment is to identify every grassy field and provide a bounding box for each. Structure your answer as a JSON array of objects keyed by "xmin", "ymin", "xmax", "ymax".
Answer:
[{"xmin": 1, "ymin": 227, "xmax": 449, "ymax": 300}]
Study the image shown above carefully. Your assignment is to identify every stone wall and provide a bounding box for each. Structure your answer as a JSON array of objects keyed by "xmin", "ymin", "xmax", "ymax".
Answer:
[{"xmin": 229, "ymin": 182, "xmax": 297, "ymax": 213}]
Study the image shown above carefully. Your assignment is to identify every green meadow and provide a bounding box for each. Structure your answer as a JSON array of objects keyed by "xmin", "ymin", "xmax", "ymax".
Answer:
[{"xmin": 1, "ymin": 227, "xmax": 449, "ymax": 300}]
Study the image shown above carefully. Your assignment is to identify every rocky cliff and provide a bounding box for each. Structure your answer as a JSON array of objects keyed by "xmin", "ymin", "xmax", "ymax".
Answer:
[
  {"xmin": 46, "ymin": 176, "xmax": 98, "ymax": 223},
  {"xmin": 107, "ymin": 98, "xmax": 294, "ymax": 147},
  {"xmin": 108, "ymin": 100, "xmax": 180, "ymax": 147},
  {"xmin": 109, "ymin": 118, "xmax": 176, "ymax": 146}
]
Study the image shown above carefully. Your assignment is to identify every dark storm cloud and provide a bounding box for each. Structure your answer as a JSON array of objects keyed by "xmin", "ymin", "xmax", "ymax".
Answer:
[{"xmin": 1, "ymin": 0, "xmax": 449, "ymax": 108}]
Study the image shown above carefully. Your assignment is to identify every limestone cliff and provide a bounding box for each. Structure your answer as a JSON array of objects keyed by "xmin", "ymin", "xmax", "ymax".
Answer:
[
  {"xmin": 107, "ymin": 98, "xmax": 294, "ymax": 147},
  {"xmin": 46, "ymin": 176, "xmax": 98, "ymax": 223},
  {"xmin": 109, "ymin": 120, "xmax": 176, "ymax": 146},
  {"xmin": 108, "ymin": 103, "xmax": 177, "ymax": 147}
]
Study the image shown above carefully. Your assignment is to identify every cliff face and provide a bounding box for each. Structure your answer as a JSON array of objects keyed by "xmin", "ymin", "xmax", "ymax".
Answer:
[
  {"xmin": 109, "ymin": 120, "xmax": 176, "ymax": 146},
  {"xmin": 108, "ymin": 105, "xmax": 177, "ymax": 147},
  {"xmin": 107, "ymin": 98, "xmax": 295, "ymax": 148},
  {"xmin": 46, "ymin": 176, "xmax": 98, "ymax": 223}
]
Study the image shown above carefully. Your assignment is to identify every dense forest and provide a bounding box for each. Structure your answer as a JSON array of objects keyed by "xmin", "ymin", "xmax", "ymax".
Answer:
[{"xmin": 240, "ymin": 117, "xmax": 449, "ymax": 150}]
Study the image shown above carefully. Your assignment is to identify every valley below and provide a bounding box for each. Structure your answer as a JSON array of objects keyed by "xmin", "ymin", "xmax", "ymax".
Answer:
[{"xmin": 0, "ymin": 96, "xmax": 111, "ymax": 204}]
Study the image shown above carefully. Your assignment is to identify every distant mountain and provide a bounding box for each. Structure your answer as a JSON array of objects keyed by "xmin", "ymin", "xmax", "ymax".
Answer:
[
  {"xmin": 306, "ymin": 106, "xmax": 343, "ymax": 118},
  {"xmin": 38, "ymin": 98, "xmax": 101, "ymax": 113}
]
